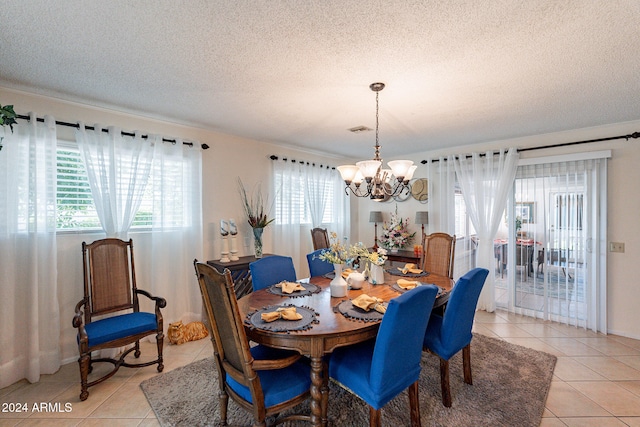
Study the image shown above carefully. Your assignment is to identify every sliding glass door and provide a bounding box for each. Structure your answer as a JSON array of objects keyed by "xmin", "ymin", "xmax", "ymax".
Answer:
[{"xmin": 495, "ymin": 153, "xmax": 608, "ymax": 332}]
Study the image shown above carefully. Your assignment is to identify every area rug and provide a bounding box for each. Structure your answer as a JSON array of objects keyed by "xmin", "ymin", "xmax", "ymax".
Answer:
[{"xmin": 140, "ymin": 334, "xmax": 556, "ymax": 427}]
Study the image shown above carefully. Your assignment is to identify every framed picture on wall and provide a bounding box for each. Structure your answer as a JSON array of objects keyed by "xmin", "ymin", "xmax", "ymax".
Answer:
[{"xmin": 515, "ymin": 202, "xmax": 535, "ymax": 223}]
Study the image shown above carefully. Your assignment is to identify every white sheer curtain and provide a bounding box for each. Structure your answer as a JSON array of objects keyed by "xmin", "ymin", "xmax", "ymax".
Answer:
[
  {"xmin": 306, "ymin": 165, "xmax": 332, "ymax": 227},
  {"xmin": 453, "ymin": 148, "xmax": 519, "ymax": 311},
  {"xmin": 0, "ymin": 114, "xmax": 60, "ymax": 388},
  {"xmin": 75, "ymin": 124, "xmax": 154, "ymax": 238},
  {"xmin": 147, "ymin": 139, "xmax": 203, "ymax": 326},
  {"xmin": 273, "ymin": 159, "xmax": 349, "ymax": 275},
  {"xmin": 426, "ymin": 157, "xmax": 457, "ymax": 234},
  {"xmin": 273, "ymin": 159, "xmax": 305, "ymax": 272}
]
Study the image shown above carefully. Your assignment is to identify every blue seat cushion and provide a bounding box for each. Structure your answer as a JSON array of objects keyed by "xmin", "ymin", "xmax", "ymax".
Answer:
[
  {"xmin": 84, "ymin": 312, "xmax": 158, "ymax": 348},
  {"xmin": 226, "ymin": 345, "xmax": 311, "ymax": 407}
]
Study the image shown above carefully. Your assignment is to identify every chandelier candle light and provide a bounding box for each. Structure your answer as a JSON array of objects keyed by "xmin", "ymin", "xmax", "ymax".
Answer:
[{"xmin": 337, "ymin": 82, "xmax": 416, "ymax": 200}]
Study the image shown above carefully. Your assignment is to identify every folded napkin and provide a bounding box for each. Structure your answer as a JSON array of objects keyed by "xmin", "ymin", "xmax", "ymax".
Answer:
[
  {"xmin": 341, "ymin": 268, "xmax": 355, "ymax": 279},
  {"xmin": 401, "ymin": 263, "xmax": 416, "ymax": 274},
  {"xmin": 351, "ymin": 294, "xmax": 387, "ymax": 314},
  {"xmin": 276, "ymin": 281, "xmax": 305, "ymax": 294},
  {"xmin": 261, "ymin": 306, "xmax": 303, "ymax": 322},
  {"xmin": 397, "ymin": 278, "xmax": 420, "ymax": 290}
]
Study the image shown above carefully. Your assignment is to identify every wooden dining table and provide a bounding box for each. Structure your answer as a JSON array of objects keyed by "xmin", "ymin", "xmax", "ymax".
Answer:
[{"xmin": 237, "ymin": 270, "xmax": 454, "ymax": 427}]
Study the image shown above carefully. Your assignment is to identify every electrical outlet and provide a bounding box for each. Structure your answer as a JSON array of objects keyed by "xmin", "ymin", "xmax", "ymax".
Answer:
[{"xmin": 610, "ymin": 242, "xmax": 625, "ymax": 253}]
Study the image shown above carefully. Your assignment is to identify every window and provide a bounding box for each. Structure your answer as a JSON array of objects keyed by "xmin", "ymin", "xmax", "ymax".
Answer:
[
  {"xmin": 454, "ymin": 188, "xmax": 476, "ymax": 238},
  {"xmin": 555, "ymin": 193, "xmax": 583, "ymax": 231},
  {"xmin": 56, "ymin": 145, "xmax": 100, "ymax": 230},
  {"xmin": 56, "ymin": 142, "xmax": 154, "ymax": 231},
  {"xmin": 274, "ymin": 173, "xmax": 335, "ymax": 225}
]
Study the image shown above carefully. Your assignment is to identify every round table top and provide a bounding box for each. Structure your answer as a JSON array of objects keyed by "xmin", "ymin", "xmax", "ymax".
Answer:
[{"xmin": 237, "ymin": 271, "xmax": 453, "ymax": 354}]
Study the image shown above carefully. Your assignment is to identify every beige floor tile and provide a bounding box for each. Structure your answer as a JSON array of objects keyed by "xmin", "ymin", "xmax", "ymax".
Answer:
[
  {"xmin": 540, "ymin": 337, "xmax": 606, "ymax": 357},
  {"xmin": 574, "ymin": 356, "xmax": 640, "ymax": 381},
  {"xmin": 502, "ymin": 337, "xmax": 567, "ymax": 356},
  {"xmin": 576, "ymin": 337, "xmax": 640, "ymax": 356},
  {"xmin": 614, "ymin": 355, "xmax": 640, "ymax": 372},
  {"xmin": 18, "ymin": 420, "xmax": 81, "ymax": 426},
  {"xmin": 512, "ymin": 322, "xmax": 570, "ymax": 338},
  {"xmin": 77, "ymin": 419, "xmax": 144, "ymax": 426},
  {"xmin": 471, "ymin": 323, "xmax": 500, "ymax": 337},
  {"xmin": 88, "ymin": 383, "xmax": 151, "ymax": 419},
  {"xmin": 546, "ymin": 323, "xmax": 602, "ymax": 338},
  {"xmin": 553, "ymin": 357, "xmax": 607, "ymax": 381},
  {"xmin": 545, "ymin": 381, "xmax": 610, "ymax": 417},
  {"xmin": 539, "ymin": 418, "xmax": 568, "ymax": 426},
  {"xmin": 616, "ymin": 381, "xmax": 640, "ymax": 397},
  {"xmin": 610, "ymin": 336, "xmax": 640, "ymax": 351},
  {"xmin": 29, "ymin": 380, "xmax": 122, "ymax": 419},
  {"xmin": 570, "ymin": 381, "xmax": 640, "ymax": 416},
  {"xmin": 619, "ymin": 417, "xmax": 640, "ymax": 426},
  {"xmin": 559, "ymin": 417, "xmax": 629, "ymax": 426},
  {"xmin": 478, "ymin": 322, "xmax": 534, "ymax": 338}
]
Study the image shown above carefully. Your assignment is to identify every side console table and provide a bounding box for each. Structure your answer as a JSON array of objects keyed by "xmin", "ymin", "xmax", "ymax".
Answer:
[{"xmin": 207, "ymin": 254, "xmax": 272, "ymax": 298}]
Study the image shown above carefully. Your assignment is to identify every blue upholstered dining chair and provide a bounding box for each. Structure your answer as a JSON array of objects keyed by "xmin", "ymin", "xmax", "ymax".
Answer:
[
  {"xmin": 306, "ymin": 249, "xmax": 334, "ymax": 277},
  {"xmin": 422, "ymin": 267, "xmax": 489, "ymax": 407},
  {"xmin": 329, "ymin": 285, "xmax": 439, "ymax": 427},
  {"xmin": 193, "ymin": 261, "xmax": 311, "ymax": 425},
  {"xmin": 249, "ymin": 255, "xmax": 297, "ymax": 291}
]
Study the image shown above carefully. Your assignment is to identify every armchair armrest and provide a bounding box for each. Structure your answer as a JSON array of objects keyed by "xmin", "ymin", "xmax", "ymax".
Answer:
[
  {"xmin": 135, "ymin": 289, "xmax": 167, "ymax": 309},
  {"xmin": 72, "ymin": 299, "xmax": 89, "ymax": 352}
]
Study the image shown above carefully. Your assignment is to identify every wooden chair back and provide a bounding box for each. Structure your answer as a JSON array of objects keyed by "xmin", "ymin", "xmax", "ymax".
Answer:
[
  {"xmin": 310, "ymin": 227, "xmax": 330, "ymax": 250},
  {"xmin": 193, "ymin": 261, "xmax": 312, "ymax": 425},
  {"xmin": 422, "ymin": 232, "xmax": 456, "ymax": 279},
  {"xmin": 82, "ymin": 238, "xmax": 139, "ymax": 322},
  {"xmin": 194, "ymin": 261, "xmax": 257, "ymax": 390}
]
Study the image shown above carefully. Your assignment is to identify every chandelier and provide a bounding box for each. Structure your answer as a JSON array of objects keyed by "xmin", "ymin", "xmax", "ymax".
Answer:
[{"xmin": 337, "ymin": 82, "xmax": 416, "ymax": 200}]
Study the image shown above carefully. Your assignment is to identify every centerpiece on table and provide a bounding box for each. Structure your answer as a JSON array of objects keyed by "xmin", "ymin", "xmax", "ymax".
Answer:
[
  {"xmin": 378, "ymin": 206, "xmax": 416, "ymax": 253},
  {"xmin": 238, "ymin": 177, "xmax": 274, "ymax": 258},
  {"xmin": 317, "ymin": 232, "xmax": 362, "ymax": 297}
]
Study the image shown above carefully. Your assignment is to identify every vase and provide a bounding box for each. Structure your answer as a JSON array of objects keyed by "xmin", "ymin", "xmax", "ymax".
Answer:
[
  {"xmin": 390, "ymin": 248, "xmax": 399, "ymax": 253},
  {"xmin": 330, "ymin": 263, "xmax": 348, "ymax": 297},
  {"xmin": 253, "ymin": 227, "xmax": 264, "ymax": 258},
  {"xmin": 370, "ymin": 264, "xmax": 385, "ymax": 285}
]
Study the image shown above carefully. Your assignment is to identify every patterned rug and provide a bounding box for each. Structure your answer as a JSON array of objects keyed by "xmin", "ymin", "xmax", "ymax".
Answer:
[{"xmin": 140, "ymin": 334, "xmax": 556, "ymax": 427}]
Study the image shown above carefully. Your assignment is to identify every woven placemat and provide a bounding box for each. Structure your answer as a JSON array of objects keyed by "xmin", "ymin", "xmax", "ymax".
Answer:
[
  {"xmin": 266, "ymin": 282, "xmax": 322, "ymax": 298},
  {"xmin": 386, "ymin": 267, "xmax": 429, "ymax": 278},
  {"xmin": 335, "ymin": 299, "xmax": 386, "ymax": 322},
  {"xmin": 244, "ymin": 304, "xmax": 319, "ymax": 333},
  {"xmin": 391, "ymin": 283, "xmax": 447, "ymax": 296}
]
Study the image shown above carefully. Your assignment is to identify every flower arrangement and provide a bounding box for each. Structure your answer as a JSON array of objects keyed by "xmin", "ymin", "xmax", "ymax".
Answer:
[
  {"xmin": 237, "ymin": 177, "xmax": 274, "ymax": 229},
  {"xmin": 368, "ymin": 247, "xmax": 388, "ymax": 266},
  {"xmin": 378, "ymin": 207, "xmax": 416, "ymax": 250},
  {"xmin": 317, "ymin": 232, "xmax": 352, "ymax": 264}
]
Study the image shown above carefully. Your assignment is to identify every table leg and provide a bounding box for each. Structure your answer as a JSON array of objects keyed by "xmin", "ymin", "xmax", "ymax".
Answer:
[{"xmin": 309, "ymin": 355, "xmax": 324, "ymax": 427}]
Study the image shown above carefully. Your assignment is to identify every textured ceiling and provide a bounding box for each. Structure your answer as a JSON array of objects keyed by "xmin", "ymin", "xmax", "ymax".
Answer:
[{"xmin": 1, "ymin": 1, "xmax": 639, "ymax": 159}]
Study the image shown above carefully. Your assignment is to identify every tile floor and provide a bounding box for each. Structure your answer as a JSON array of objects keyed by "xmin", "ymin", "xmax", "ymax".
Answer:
[{"xmin": 2, "ymin": 310, "xmax": 640, "ymax": 426}]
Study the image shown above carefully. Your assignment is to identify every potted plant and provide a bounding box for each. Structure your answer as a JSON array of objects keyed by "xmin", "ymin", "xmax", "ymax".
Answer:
[
  {"xmin": 237, "ymin": 177, "xmax": 274, "ymax": 258},
  {"xmin": 0, "ymin": 103, "xmax": 18, "ymax": 151}
]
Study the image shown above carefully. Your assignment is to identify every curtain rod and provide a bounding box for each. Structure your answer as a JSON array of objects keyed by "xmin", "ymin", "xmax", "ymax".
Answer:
[
  {"xmin": 15, "ymin": 114, "xmax": 209, "ymax": 149},
  {"xmin": 269, "ymin": 154, "xmax": 335, "ymax": 170},
  {"xmin": 420, "ymin": 131, "xmax": 639, "ymax": 164}
]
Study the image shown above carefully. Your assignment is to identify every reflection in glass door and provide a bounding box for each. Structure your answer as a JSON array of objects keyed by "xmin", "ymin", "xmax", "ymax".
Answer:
[{"xmin": 495, "ymin": 156, "xmax": 608, "ymax": 332}]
